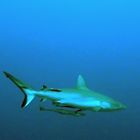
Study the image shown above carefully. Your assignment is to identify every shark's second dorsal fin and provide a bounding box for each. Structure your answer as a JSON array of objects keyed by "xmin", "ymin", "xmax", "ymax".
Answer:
[
  {"xmin": 77, "ymin": 75, "xmax": 88, "ymax": 90},
  {"xmin": 41, "ymin": 85, "xmax": 48, "ymax": 90}
]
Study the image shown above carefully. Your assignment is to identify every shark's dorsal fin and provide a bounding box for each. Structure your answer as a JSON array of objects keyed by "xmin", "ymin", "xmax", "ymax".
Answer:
[{"xmin": 77, "ymin": 75, "xmax": 88, "ymax": 90}]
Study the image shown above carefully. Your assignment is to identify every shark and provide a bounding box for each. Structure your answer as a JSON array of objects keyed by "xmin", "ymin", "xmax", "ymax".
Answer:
[{"xmin": 4, "ymin": 72, "xmax": 126, "ymax": 115}]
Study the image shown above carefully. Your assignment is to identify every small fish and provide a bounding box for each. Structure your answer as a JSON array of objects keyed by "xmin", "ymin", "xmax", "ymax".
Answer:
[
  {"xmin": 40, "ymin": 106, "xmax": 85, "ymax": 117},
  {"xmin": 4, "ymin": 72, "xmax": 126, "ymax": 113}
]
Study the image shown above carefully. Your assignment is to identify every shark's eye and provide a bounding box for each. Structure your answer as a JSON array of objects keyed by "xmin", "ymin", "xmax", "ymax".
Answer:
[{"xmin": 49, "ymin": 88, "xmax": 62, "ymax": 92}]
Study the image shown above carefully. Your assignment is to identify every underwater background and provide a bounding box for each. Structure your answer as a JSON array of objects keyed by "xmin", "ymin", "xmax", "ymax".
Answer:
[{"xmin": 0, "ymin": 0, "xmax": 140, "ymax": 140}]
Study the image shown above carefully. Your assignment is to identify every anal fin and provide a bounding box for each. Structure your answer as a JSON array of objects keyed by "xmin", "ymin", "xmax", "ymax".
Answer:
[{"xmin": 40, "ymin": 98, "xmax": 46, "ymax": 102}]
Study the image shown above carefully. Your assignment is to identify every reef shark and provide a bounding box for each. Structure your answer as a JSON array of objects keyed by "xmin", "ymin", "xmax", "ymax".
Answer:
[{"xmin": 4, "ymin": 72, "xmax": 126, "ymax": 115}]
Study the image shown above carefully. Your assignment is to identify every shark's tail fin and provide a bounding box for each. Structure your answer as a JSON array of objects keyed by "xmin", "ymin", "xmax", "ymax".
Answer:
[{"xmin": 4, "ymin": 71, "xmax": 35, "ymax": 108}]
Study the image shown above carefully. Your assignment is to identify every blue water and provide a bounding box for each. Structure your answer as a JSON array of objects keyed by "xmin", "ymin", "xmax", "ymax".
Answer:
[{"xmin": 0, "ymin": 0, "xmax": 140, "ymax": 140}]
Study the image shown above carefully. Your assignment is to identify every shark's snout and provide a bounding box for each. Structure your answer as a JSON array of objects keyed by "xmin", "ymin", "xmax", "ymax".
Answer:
[
  {"xmin": 111, "ymin": 101, "xmax": 127, "ymax": 110},
  {"xmin": 119, "ymin": 103, "xmax": 127, "ymax": 109}
]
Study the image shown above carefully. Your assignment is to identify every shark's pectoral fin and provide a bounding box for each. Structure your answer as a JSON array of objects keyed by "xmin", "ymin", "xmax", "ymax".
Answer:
[{"xmin": 77, "ymin": 75, "xmax": 89, "ymax": 90}]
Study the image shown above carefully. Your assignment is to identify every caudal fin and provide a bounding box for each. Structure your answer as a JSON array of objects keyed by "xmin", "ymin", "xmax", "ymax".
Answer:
[{"xmin": 4, "ymin": 71, "xmax": 35, "ymax": 108}]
